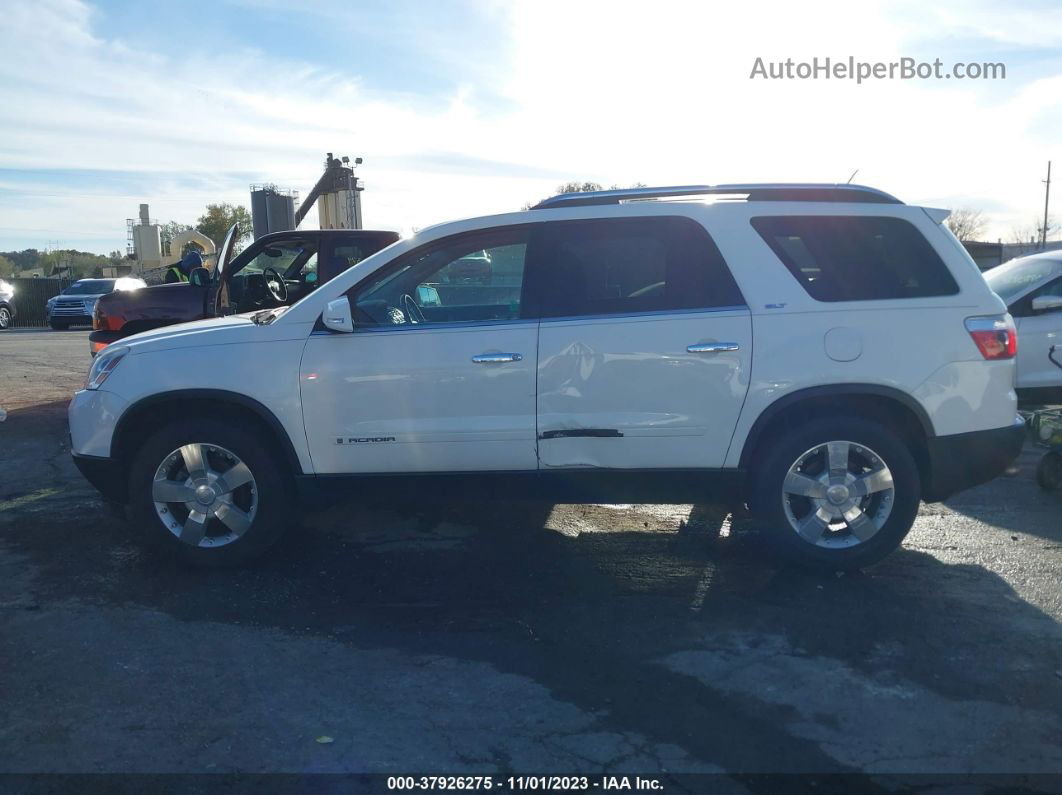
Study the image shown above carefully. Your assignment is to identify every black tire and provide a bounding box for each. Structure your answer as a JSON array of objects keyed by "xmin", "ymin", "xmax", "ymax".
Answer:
[
  {"xmin": 127, "ymin": 418, "xmax": 293, "ymax": 566},
  {"xmin": 1036, "ymin": 452, "xmax": 1062, "ymax": 491},
  {"xmin": 49, "ymin": 320, "xmax": 68, "ymax": 330},
  {"xmin": 749, "ymin": 416, "xmax": 921, "ymax": 571},
  {"xmin": 0, "ymin": 306, "xmax": 11, "ymax": 330}
]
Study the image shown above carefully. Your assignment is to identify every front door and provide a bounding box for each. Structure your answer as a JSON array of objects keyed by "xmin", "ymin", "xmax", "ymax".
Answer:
[
  {"xmin": 300, "ymin": 227, "xmax": 538, "ymax": 474},
  {"xmin": 528, "ymin": 216, "xmax": 752, "ymax": 470},
  {"xmin": 1014, "ymin": 275, "xmax": 1062, "ymax": 391}
]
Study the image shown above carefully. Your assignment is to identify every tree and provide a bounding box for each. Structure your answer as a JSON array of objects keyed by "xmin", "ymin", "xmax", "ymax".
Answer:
[
  {"xmin": 196, "ymin": 203, "xmax": 253, "ymax": 249},
  {"xmin": 1009, "ymin": 216, "xmax": 1056, "ymax": 254},
  {"xmin": 945, "ymin": 208, "xmax": 988, "ymax": 241},
  {"xmin": 0, "ymin": 255, "xmax": 14, "ymax": 278},
  {"xmin": 523, "ymin": 181, "xmax": 648, "ymax": 211}
]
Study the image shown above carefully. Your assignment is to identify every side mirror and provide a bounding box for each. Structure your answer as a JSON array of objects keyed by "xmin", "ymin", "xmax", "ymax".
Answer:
[
  {"xmin": 1032, "ymin": 295, "xmax": 1062, "ymax": 313},
  {"xmin": 323, "ymin": 297, "xmax": 354, "ymax": 333},
  {"xmin": 189, "ymin": 267, "xmax": 211, "ymax": 287}
]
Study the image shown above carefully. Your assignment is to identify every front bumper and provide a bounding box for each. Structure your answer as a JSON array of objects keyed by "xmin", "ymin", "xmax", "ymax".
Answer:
[
  {"xmin": 72, "ymin": 453, "xmax": 127, "ymax": 503},
  {"xmin": 924, "ymin": 415, "xmax": 1026, "ymax": 501}
]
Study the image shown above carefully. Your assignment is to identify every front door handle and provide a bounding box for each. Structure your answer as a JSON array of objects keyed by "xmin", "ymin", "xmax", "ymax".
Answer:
[
  {"xmin": 688, "ymin": 342, "xmax": 740, "ymax": 353},
  {"xmin": 472, "ymin": 352, "xmax": 523, "ymax": 363}
]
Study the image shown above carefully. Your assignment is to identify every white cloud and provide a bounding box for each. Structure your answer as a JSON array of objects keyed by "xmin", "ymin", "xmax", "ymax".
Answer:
[{"xmin": 0, "ymin": 0, "xmax": 1059, "ymax": 252}]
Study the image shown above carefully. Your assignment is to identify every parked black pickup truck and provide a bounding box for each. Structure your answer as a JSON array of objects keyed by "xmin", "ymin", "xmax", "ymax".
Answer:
[{"xmin": 91, "ymin": 225, "xmax": 399, "ymax": 354}]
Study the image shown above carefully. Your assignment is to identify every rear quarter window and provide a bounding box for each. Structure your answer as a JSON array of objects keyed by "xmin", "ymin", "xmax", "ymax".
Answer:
[{"xmin": 751, "ymin": 216, "xmax": 959, "ymax": 302}]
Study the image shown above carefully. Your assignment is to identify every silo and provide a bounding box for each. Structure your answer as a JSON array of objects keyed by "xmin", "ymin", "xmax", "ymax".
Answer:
[
  {"xmin": 250, "ymin": 185, "xmax": 297, "ymax": 239},
  {"xmin": 127, "ymin": 203, "xmax": 162, "ymax": 274}
]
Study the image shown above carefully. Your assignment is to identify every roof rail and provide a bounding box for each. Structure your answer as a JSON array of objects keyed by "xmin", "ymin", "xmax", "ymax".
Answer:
[{"xmin": 531, "ymin": 183, "xmax": 903, "ymax": 209}]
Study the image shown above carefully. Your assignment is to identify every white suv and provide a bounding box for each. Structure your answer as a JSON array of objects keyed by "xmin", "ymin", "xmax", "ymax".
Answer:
[{"xmin": 69, "ymin": 184, "xmax": 1025, "ymax": 569}]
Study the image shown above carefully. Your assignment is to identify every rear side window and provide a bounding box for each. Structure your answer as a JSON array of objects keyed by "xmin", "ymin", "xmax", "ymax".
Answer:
[
  {"xmin": 529, "ymin": 217, "xmax": 744, "ymax": 318},
  {"xmin": 751, "ymin": 216, "xmax": 959, "ymax": 302}
]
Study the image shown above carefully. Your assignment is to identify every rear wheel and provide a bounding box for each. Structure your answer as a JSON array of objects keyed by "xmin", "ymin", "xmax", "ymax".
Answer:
[
  {"xmin": 750, "ymin": 417, "xmax": 921, "ymax": 570},
  {"xmin": 127, "ymin": 418, "xmax": 292, "ymax": 566}
]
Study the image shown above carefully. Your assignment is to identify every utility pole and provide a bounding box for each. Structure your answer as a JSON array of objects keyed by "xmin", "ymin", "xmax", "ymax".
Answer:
[{"xmin": 1042, "ymin": 160, "xmax": 1052, "ymax": 250}]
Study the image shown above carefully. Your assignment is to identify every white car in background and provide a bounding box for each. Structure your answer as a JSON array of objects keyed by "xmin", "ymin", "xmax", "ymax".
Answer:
[{"xmin": 985, "ymin": 251, "xmax": 1062, "ymax": 403}]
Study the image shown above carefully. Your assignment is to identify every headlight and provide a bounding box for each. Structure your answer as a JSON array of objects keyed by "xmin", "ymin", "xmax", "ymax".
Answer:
[{"xmin": 86, "ymin": 347, "xmax": 127, "ymax": 390}]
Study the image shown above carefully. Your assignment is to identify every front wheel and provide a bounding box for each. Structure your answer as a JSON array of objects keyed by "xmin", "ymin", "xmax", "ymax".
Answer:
[
  {"xmin": 750, "ymin": 417, "xmax": 921, "ymax": 571},
  {"xmin": 0, "ymin": 306, "xmax": 11, "ymax": 329},
  {"xmin": 127, "ymin": 418, "xmax": 293, "ymax": 566}
]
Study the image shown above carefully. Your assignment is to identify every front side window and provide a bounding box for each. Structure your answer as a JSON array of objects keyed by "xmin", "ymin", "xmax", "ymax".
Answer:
[
  {"xmin": 353, "ymin": 229, "xmax": 528, "ymax": 327},
  {"xmin": 752, "ymin": 215, "xmax": 959, "ymax": 302},
  {"xmin": 529, "ymin": 217, "xmax": 744, "ymax": 318},
  {"xmin": 1010, "ymin": 275, "xmax": 1062, "ymax": 317}
]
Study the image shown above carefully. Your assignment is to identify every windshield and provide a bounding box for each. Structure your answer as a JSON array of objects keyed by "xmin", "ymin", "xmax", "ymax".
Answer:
[
  {"xmin": 63, "ymin": 279, "xmax": 116, "ymax": 295},
  {"xmin": 985, "ymin": 256, "xmax": 1062, "ymax": 302}
]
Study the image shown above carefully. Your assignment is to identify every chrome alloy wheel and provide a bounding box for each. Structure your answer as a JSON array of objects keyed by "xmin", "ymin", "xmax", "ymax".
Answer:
[
  {"xmin": 0, "ymin": 307, "xmax": 10, "ymax": 329},
  {"xmin": 152, "ymin": 443, "xmax": 258, "ymax": 548},
  {"xmin": 781, "ymin": 440, "xmax": 895, "ymax": 548}
]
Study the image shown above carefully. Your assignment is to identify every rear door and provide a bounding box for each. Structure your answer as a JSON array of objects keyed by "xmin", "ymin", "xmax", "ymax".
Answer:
[{"xmin": 528, "ymin": 216, "xmax": 752, "ymax": 470}]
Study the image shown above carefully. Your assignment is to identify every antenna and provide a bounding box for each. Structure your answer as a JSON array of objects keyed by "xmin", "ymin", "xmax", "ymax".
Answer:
[
  {"xmin": 846, "ymin": 169, "xmax": 859, "ymax": 184},
  {"xmin": 1042, "ymin": 160, "xmax": 1052, "ymax": 250}
]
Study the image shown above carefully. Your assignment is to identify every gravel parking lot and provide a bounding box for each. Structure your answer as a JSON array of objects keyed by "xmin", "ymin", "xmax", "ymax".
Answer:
[{"xmin": 1, "ymin": 330, "xmax": 1061, "ymax": 779}]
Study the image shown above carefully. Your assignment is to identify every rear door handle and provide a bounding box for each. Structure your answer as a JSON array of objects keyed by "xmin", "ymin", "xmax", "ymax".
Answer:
[
  {"xmin": 687, "ymin": 342, "xmax": 740, "ymax": 353},
  {"xmin": 472, "ymin": 352, "xmax": 523, "ymax": 363}
]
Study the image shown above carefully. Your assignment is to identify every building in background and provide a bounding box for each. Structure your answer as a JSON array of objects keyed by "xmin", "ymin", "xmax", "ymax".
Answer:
[
  {"xmin": 250, "ymin": 184, "xmax": 298, "ymax": 240},
  {"xmin": 295, "ymin": 153, "xmax": 364, "ymax": 230},
  {"xmin": 127, "ymin": 204, "xmax": 162, "ymax": 274}
]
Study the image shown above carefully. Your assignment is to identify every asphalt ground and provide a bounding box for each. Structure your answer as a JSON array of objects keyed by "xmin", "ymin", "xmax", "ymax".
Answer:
[{"xmin": 1, "ymin": 329, "xmax": 1061, "ymax": 785}]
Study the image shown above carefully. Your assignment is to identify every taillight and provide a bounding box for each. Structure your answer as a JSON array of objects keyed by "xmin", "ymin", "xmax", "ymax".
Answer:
[{"xmin": 965, "ymin": 314, "xmax": 1017, "ymax": 360}]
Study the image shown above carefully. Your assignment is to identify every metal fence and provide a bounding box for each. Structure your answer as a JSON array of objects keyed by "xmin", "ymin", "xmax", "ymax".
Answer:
[{"xmin": 8, "ymin": 278, "xmax": 72, "ymax": 328}]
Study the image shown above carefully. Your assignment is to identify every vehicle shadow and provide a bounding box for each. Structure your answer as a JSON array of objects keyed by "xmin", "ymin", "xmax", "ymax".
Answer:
[
  {"xmin": 4, "ymin": 489, "xmax": 1061, "ymax": 773},
  {"xmin": 942, "ymin": 446, "xmax": 1062, "ymax": 539},
  {"xmin": 0, "ymin": 399, "xmax": 89, "ymax": 503}
]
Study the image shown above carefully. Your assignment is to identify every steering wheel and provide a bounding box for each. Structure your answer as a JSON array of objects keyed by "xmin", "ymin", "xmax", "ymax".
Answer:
[
  {"xmin": 401, "ymin": 293, "xmax": 426, "ymax": 324},
  {"xmin": 262, "ymin": 266, "xmax": 288, "ymax": 303}
]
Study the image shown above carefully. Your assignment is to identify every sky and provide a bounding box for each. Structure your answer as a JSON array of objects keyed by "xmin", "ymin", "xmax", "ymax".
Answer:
[{"xmin": 1, "ymin": 0, "xmax": 1061, "ymax": 254}]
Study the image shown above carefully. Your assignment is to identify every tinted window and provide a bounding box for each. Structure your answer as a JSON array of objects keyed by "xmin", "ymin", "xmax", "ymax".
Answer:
[
  {"xmin": 1010, "ymin": 275, "xmax": 1062, "ymax": 317},
  {"xmin": 353, "ymin": 228, "xmax": 528, "ymax": 327},
  {"xmin": 530, "ymin": 217, "xmax": 743, "ymax": 318},
  {"xmin": 752, "ymin": 216, "xmax": 959, "ymax": 302}
]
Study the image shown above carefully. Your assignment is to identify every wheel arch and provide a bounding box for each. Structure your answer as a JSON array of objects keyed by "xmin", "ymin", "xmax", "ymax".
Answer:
[
  {"xmin": 112, "ymin": 389, "xmax": 305, "ymax": 481},
  {"xmin": 738, "ymin": 384, "xmax": 934, "ymax": 487}
]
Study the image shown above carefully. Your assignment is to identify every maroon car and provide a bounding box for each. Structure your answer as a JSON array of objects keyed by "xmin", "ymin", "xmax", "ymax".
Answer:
[{"xmin": 91, "ymin": 225, "xmax": 399, "ymax": 354}]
